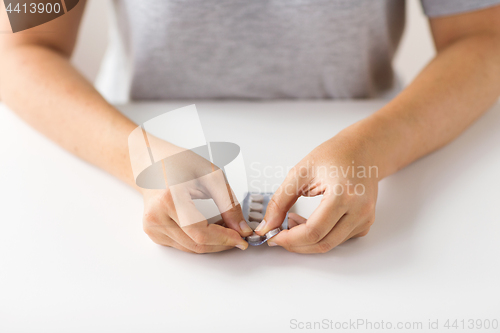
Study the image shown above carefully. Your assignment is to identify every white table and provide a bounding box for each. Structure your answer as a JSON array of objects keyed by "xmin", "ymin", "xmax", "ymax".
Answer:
[{"xmin": 1, "ymin": 101, "xmax": 499, "ymax": 333}]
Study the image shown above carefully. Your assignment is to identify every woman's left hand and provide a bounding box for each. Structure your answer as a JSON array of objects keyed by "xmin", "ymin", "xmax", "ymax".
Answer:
[{"xmin": 255, "ymin": 134, "xmax": 380, "ymax": 253}]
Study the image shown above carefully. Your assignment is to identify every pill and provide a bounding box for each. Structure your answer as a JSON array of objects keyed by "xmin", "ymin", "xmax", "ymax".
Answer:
[
  {"xmin": 249, "ymin": 211, "xmax": 264, "ymax": 222},
  {"xmin": 247, "ymin": 221, "xmax": 260, "ymax": 230},
  {"xmin": 249, "ymin": 203, "xmax": 263, "ymax": 212},
  {"xmin": 247, "ymin": 233, "xmax": 262, "ymax": 243},
  {"xmin": 250, "ymin": 194, "xmax": 264, "ymax": 203}
]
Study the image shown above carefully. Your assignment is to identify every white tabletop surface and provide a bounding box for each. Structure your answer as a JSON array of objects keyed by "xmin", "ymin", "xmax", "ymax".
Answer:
[{"xmin": 0, "ymin": 101, "xmax": 499, "ymax": 333}]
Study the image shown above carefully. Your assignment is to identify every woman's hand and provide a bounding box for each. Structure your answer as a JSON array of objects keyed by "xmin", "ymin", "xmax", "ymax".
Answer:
[
  {"xmin": 141, "ymin": 149, "xmax": 253, "ymax": 253},
  {"xmin": 255, "ymin": 134, "xmax": 379, "ymax": 253}
]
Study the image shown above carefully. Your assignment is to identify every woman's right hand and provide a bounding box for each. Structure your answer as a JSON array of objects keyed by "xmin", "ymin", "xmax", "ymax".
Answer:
[{"xmin": 140, "ymin": 150, "xmax": 253, "ymax": 253}]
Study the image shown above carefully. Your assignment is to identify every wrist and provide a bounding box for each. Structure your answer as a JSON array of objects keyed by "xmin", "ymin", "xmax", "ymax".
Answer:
[{"xmin": 333, "ymin": 111, "xmax": 411, "ymax": 180}]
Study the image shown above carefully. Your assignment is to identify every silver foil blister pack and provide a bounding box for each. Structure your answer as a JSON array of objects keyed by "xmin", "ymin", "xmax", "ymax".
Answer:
[{"xmin": 242, "ymin": 193, "xmax": 288, "ymax": 246}]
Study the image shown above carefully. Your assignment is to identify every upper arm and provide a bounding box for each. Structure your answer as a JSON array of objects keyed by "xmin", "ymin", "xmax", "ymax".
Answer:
[
  {"xmin": 0, "ymin": 0, "xmax": 87, "ymax": 57},
  {"xmin": 429, "ymin": 4, "xmax": 500, "ymax": 52}
]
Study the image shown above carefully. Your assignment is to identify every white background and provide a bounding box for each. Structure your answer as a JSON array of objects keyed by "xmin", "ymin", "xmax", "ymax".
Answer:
[{"xmin": 72, "ymin": 0, "xmax": 436, "ymax": 87}]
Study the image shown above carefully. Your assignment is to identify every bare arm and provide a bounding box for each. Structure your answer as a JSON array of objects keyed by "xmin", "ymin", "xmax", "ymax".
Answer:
[
  {"xmin": 348, "ymin": 5, "xmax": 500, "ymax": 179},
  {"xmin": 259, "ymin": 5, "xmax": 500, "ymax": 253},
  {"xmin": 0, "ymin": 3, "xmax": 251, "ymax": 252},
  {"xmin": 0, "ymin": 0, "xmax": 139, "ymax": 190}
]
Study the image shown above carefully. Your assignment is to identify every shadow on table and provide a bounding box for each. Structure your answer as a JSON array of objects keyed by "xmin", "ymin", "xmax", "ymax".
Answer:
[{"xmin": 154, "ymin": 103, "xmax": 500, "ymax": 277}]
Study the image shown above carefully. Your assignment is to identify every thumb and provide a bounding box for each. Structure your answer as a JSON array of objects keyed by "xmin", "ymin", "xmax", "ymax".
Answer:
[
  {"xmin": 206, "ymin": 169, "xmax": 253, "ymax": 237},
  {"xmin": 256, "ymin": 169, "xmax": 306, "ymax": 235},
  {"xmin": 220, "ymin": 201, "xmax": 253, "ymax": 237}
]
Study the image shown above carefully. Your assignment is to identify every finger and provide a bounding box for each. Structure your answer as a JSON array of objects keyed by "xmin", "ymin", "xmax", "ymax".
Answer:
[
  {"xmin": 169, "ymin": 182, "xmax": 209, "ymax": 227},
  {"xmin": 182, "ymin": 220, "xmax": 249, "ymax": 250},
  {"xmin": 221, "ymin": 203, "xmax": 253, "ymax": 237},
  {"xmin": 288, "ymin": 219, "xmax": 299, "ymax": 229},
  {"xmin": 287, "ymin": 213, "xmax": 307, "ymax": 229},
  {"xmin": 204, "ymin": 169, "xmax": 253, "ymax": 237},
  {"xmin": 268, "ymin": 196, "xmax": 347, "ymax": 247},
  {"xmin": 147, "ymin": 231, "xmax": 196, "ymax": 253},
  {"xmin": 155, "ymin": 190, "xmax": 248, "ymax": 251},
  {"xmin": 324, "ymin": 226, "xmax": 370, "ymax": 250},
  {"xmin": 257, "ymin": 168, "xmax": 309, "ymax": 235},
  {"xmin": 143, "ymin": 211, "xmax": 197, "ymax": 253},
  {"xmin": 288, "ymin": 213, "xmax": 307, "ymax": 224},
  {"xmin": 162, "ymin": 217, "xmax": 245, "ymax": 253},
  {"xmin": 339, "ymin": 226, "xmax": 371, "ymax": 245},
  {"xmin": 352, "ymin": 229, "xmax": 370, "ymax": 238},
  {"xmin": 169, "ymin": 181, "xmax": 248, "ymax": 249},
  {"xmin": 284, "ymin": 214, "xmax": 357, "ymax": 254},
  {"xmin": 301, "ymin": 181, "xmax": 327, "ymax": 197}
]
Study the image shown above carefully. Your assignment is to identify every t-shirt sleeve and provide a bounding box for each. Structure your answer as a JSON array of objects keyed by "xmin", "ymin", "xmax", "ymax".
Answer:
[{"xmin": 421, "ymin": 0, "xmax": 500, "ymax": 18}]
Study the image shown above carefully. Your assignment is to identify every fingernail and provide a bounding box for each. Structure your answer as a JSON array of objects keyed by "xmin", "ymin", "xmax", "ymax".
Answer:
[
  {"xmin": 235, "ymin": 244, "xmax": 246, "ymax": 250},
  {"xmin": 255, "ymin": 219, "xmax": 266, "ymax": 232},
  {"xmin": 268, "ymin": 242, "xmax": 278, "ymax": 247},
  {"xmin": 239, "ymin": 220, "xmax": 253, "ymax": 233}
]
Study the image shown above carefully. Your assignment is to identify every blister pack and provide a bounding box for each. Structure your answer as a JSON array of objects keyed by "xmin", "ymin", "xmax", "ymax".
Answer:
[{"xmin": 242, "ymin": 193, "xmax": 288, "ymax": 246}]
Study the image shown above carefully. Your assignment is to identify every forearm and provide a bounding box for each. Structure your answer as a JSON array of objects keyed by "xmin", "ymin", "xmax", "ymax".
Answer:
[
  {"xmin": 0, "ymin": 45, "xmax": 140, "ymax": 191},
  {"xmin": 341, "ymin": 33, "xmax": 500, "ymax": 179}
]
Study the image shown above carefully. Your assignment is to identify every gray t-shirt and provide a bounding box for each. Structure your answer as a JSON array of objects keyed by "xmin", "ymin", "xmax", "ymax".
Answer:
[{"xmin": 97, "ymin": 0, "xmax": 500, "ymax": 102}]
